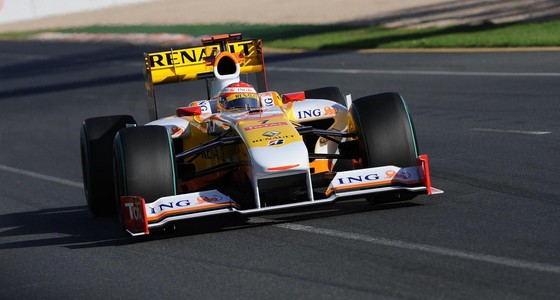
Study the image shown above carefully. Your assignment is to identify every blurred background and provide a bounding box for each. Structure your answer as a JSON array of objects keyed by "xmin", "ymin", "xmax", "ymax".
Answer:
[{"xmin": 1, "ymin": 0, "xmax": 559, "ymax": 33}]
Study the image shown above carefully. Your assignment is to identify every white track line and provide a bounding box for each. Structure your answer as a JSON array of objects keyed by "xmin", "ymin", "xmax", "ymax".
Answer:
[
  {"xmin": 471, "ymin": 128, "xmax": 552, "ymax": 135},
  {"xmin": 0, "ymin": 164, "xmax": 82, "ymax": 188},
  {"xmin": 266, "ymin": 66, "xmax": 560, "ymax": 77},
  {"xmin": 0, "ymin": 226, "xmax": 20, "ymax": 234},
  {"xmin": 267, "ymin": 221, "xmax": 560, "ymax": 275}
]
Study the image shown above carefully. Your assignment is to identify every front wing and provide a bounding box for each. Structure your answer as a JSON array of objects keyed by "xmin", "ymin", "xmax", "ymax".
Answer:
[{"xmin": 121, "ymin": 155, "xmax": 442, "ymax": 236}]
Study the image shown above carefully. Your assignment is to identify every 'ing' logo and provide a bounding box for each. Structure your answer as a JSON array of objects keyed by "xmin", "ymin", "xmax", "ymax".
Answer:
[
  {"xmin": 148, "ymin": 200, "xmax": 191, "ymax": 214},
  {"xmin": 297, "ymin": 107, "xmax": 337, "ymax": 119},
  {"xmin": 337, "ymin": 174, "xmax": 379, "ymax": 185}
]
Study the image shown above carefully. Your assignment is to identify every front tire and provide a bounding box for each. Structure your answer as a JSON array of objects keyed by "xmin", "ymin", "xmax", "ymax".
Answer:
[
  {"xmin": 80, "ymin": 115, "xmax": 136, "ymax": 216},
  {"xmin": 113, "ymin": 126, "xmax": 176, "ymax": 205},
  {"xmin": 349, "ymin": 92, "xmax": 418, "ymax": 204}
]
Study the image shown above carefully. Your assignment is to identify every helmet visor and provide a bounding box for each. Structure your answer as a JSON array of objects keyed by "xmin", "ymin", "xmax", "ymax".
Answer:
[{"xmin": 222, "ymin": 94, "xmax": 259, "ymax": 109}]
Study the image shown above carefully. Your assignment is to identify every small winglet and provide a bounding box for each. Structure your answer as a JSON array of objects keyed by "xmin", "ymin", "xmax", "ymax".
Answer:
[
  {"xmin": 120, "ymin": 196, "xmax": 150, "ymax": 236},
  {"xmin": 417, "ymin": 154, "xmax": 444, "ymax": 195}
]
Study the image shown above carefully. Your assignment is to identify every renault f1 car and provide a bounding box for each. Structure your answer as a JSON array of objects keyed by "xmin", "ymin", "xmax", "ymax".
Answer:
[{"xmin": 80, "ymin": 33, "xmax": 442, "ymax": 236}]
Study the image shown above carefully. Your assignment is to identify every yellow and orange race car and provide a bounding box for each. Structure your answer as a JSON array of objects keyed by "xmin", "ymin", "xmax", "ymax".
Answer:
[{"xmin": 80, "ymin": 33, "xmax": 442, "ymax": 236}]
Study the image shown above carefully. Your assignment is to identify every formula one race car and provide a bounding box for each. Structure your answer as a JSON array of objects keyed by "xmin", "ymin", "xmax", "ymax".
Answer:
[{"xmin": 80, "ymin": 33, "xmax": 442, "ymax": 236}]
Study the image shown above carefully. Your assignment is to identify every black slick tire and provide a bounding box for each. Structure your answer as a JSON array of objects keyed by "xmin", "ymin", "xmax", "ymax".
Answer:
[
  {"xmin": 80, "ymin": 115, "xmax": 136, "ymax": 216},
  {"xmin": 113, "ymin": 126, "xmax": 176, "ymax": 206},
  {"xmin": 349, "ymin": 92, "xmax": 418, "ymax": 204}
]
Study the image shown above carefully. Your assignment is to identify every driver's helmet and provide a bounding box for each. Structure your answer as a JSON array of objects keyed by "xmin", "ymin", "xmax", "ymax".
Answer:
[{"xmin": 217, "ymin": 82, "xmax": 260, "ymax": 111}]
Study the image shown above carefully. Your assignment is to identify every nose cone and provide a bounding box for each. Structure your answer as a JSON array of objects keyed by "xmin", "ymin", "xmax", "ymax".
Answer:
[{"xmin": 249, "ymin": 141, "xmax": 310, "ymax": 177}]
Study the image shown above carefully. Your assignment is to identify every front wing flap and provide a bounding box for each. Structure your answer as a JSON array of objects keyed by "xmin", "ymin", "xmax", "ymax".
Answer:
[
  {"xmin": 120, "ymin": 156, "xmax": 442, "ymax": 236},
  {"xmin": 120, "ymin": 190, "xmax": 240, "ymax": 236},
  {"xmin": 326, "ymin": 155, "xmax": 444, "ymax": 198}
]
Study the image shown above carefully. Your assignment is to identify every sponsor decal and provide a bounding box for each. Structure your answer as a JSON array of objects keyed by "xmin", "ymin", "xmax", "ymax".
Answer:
[
  {"xmin": 170, "ymin": 125, "xmax": 185, "ymax": 137},
  {"xmin": 323, "ymin": 106, "xmax": 337, "ymax": 115},
  {"xmin": 245, "ymin": 121, "xmax": 288, "ymax": 131},
  {"xmin": 236, "ymin": 113, "xmax": 285, "ymax": 121},
  {"xmin": 197, "ymin": 101, "xmax": 211, "ymax": 113},
  {"xmin": 268, "ymin": 139, "xmax": 284, "ymax": 146},
  {"xmin": 297, "ymin": 109, "xmax": 321, "ymax": 119},
  {"xmin": 296, "ymin": 106, "xmax": 337, "ymax": 119},
  {"xmin": 124, "ymin": 200, "xmax": 143, "ymax": 222},
  {"xmin": 252, "ymin": 134, "xmax": 294, "ymax": 144},
  {"xmin": 197, "ymin": 195, "xmax": 223, "ymax": 204},
  {"xmin": 385, "ymin": 170, "xmax": 412, "ymax": 180},
  {"xmin": 337, "ymin": 174, "xmax": 380, "ymax": 185},
  {"xmin": 329, "ymin": 166, "xmax": 422, "ymax": 195},
  {"xmin": 148, "ymin": 199, "xmax": 192, "ymax": 215},
  {"xmin": 262, "ymin": 131, "xmax": 280, "ymax": 137},
  {"xmin": 121, "ymin": 196, "xmax": 148, "ymax": 235},
  {"xmin": 223, "ymin": 87, "xmax": 257, "ymax": 93},
  {"xmin": 148, "ymin": 42, "xmax": 253, "ymax": 68},
  {"xmin": 260, "ymin": 93, "xmax": 275, "ymax": 107},
  {"xmin": 142, "ymin": 191, "xmax": 237, "ymax": 223},
  {"xmin": 225, "ymin": 93, "xmax": 259, "ymax": 101}
]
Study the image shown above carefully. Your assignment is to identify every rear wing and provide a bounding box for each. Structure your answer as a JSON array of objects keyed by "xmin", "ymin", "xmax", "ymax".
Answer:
[{"xmin": 143, "ymin": 33, "xmax": 267, "ymax": 120}]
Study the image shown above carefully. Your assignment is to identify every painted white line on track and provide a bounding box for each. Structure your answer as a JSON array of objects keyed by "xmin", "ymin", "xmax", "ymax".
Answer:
[
  {"xmin": 0, "ymin": 164, "xmax": 82, "ymax": 188},
  {"xmin": 0, "ymin": 226, "xmax": 20, "ymax": 234},
  {"xmin": 471, "ymin": 128, "xmax": 552, "ymax": 135},
  {"xmin": 266, "ymin": 66, "xmax": 560, "ymax": 77},
  {"xmin": 246, "ymin": 217, "xmax": 560, "ymax": 274},
  {"xmin": 273, "ymin": 222, "xmax": 560, "ymax": 274}
]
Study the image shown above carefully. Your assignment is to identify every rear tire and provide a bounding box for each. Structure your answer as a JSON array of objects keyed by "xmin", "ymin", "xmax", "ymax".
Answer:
[
  {"xmin": 349, "ymin": 93, "xmax": 418, "ymax": 204},
  {"xmin": 80, "ymin": 115, "xmax": 136, "ymax": 216},
  {"xmin": 304, "ymin": 86, "xmax": 346, "ymax": 107},
  {"xmin": 113, "ymin": 126, "xmax": 176, "ymax": 206}
]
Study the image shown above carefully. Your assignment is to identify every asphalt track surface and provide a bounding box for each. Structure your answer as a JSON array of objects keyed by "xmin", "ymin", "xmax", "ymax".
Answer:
[{"xmin": 1, "ymin": 40, "xmax": 559, "ymax": 299}]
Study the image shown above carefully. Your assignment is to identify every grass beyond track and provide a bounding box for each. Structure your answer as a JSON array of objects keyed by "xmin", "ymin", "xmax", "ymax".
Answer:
[{"xmin": 2, "ymin": 20, "xmax": 560, "ymax": 49}]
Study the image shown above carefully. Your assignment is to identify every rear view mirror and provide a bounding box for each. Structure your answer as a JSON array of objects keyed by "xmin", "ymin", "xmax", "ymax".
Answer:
[{"xmin": 176, "ymin": 106, "xmax": 202, "ymax": 117}]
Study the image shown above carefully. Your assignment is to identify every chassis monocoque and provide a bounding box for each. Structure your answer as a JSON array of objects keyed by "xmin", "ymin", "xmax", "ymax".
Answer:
[{"xmin": 80, "ymin": 33, "xmax": 442, "ymax": 236}]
